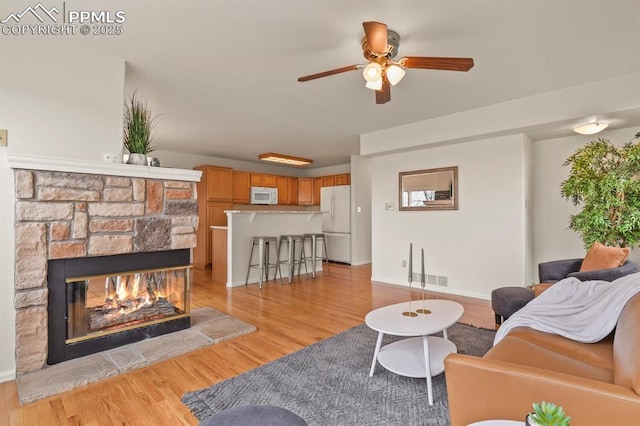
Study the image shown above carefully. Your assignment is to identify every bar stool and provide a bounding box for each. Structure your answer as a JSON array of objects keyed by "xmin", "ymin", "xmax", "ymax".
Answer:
[
  {"xmin": 245, "ymin": 236, "xmax": 281, "ymax": 289},
  {"xmin": 277, "ymin": 234, "xmax": 308, "ymax": 284},
  {"xmin": 301, "ymin": 233, "xmax": 329, "ymax": 278}
]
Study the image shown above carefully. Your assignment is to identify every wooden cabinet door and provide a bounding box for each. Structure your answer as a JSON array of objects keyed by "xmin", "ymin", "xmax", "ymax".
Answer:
[
  {"xmin": 232, "ymin": 171, "xmax": 250, "ymax": 203},
  {"xmin": 263, "ymin": 174, "xmax": 277, "ymax": 187},
  {"xmin": 323, "ymin": 175, "xmax": 335, "ymax": 187},
  {"xmin": 208, "ymin": 202, "xmax": 231, "ymax": 227},
  {"xmin": 334, "ymin": 173, "xmax": 350, "ymax": 185},
  {"xmin": 206, "ymin": 202, "xmax": 231, "ymax": 268},
  {"xmin": 250, "ymin": 173, "xmax": 263, "ymax": 187},
  {"xmin": 298, "ymin": 178, "xmax": 314, "ymax": 205},
  {"xmin": 276, "ymin": 175, "xmax": 289, "ymax": 204},
  {"xmin": 288, "ymin": 177, "xmax": 299, "ymax": 205},
  {"xmin": 313, "ymin": 177, "xmax": 323, "ymax": 205},
  {"xmin": 206, "ymin": 166, "xmax": 232, "ymax": 201},
  {"xmin": 211, "ymin": 228, "xmax": 227, "ymax": 284}
]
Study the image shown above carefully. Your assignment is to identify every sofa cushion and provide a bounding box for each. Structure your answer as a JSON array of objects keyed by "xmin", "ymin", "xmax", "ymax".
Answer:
[
  {"xmin": 485, "ymin": 335, "xmax": 614, "ymax": 383},
  {"xmin": 506, "ymin": 327, "xmax": 614, "ymax": 371},
  {"xmin": 613, "ymin": 293, "xmax": 640, "ymax": 395},
  {"xmin": 580, "ymin": 242, "xmax": 630, "ymax": 272}
]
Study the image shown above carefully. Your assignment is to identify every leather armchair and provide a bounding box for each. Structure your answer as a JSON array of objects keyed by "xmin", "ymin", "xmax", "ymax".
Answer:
[{"xmin": 538, "ymin": 258, "xmax": 638, "ymax": 283}]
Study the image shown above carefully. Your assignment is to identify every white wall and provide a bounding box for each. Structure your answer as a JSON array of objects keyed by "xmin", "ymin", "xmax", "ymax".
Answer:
[
  {"xmin": 370, "ymin": 135, "xmax": 530, "ymax": 299},
  {"xmin": 350, "ymin": 155, "xmax": 372, "ymax": 265},
  {"xmin": 0, "ymin": 38, "xmax": 125, "ymax": 381},
  {"xmin": 532, "ymin": 126, "xmax": 640, "ymax": 272},
  {"xmin": 523, "ymin": 136, "xmax": 535, "ymax": 283},
  {"xmin": 361, "ymin": 71, "xmax": 640, "ymax": 157}
]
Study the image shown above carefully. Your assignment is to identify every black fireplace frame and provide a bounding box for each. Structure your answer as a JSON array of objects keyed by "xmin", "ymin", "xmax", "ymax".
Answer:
[{"xmin": 47, "ymin": 249, "xmax": 191, "ymax": 365}]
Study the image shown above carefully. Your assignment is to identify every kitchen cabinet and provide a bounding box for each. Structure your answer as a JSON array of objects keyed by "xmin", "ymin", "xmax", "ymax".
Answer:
[
  {"xmin": 276, "ymin": 175, "xmax": 289, "ymax": 204},
  {"xmin": 298, "ymin": 178, "xmax": 314, "ymax": 205},
  {"xmin": 313, "ymin": 177, "xmax": 323, "ymax": 205},
  {"xmin": 334, "ymin": 173, "xmax": 350, "ymax": 185},
  {"xmin": 322, "ymin": 175, "xmax": 335, "ymax": 187},
  {"xmin": 250, "ymin": 173, "xmax": 276, "ymax": 188},
  {"xmin": 288, "ymin": 177, "xmax": 299, "ymax": 205},
  {"xmin": 232, "ymin": 171, "xmax": 250, "ymax": 203},
  {"xmin": 211, "ymin": 227, "xmax": 227, "ymax": 284},
  {"xmin": 204, "ymin": 166, "xmax": 232, "ymax": 201},
  {"xmin": 193, "ymin": 165, "xmax": 233, "ymax": 269}
]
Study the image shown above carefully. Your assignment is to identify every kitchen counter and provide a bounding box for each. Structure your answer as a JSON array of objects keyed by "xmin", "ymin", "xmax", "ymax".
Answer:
[{"xmin": 223, "ymin": 210, "xmax": 324, "ymax": 287}]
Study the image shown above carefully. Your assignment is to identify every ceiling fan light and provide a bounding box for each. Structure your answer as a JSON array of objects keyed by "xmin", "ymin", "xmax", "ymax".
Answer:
[
  {"xmin": 386, "ymin": 64, "xmax": 406, "ymax": 86},
  {"xmin": 573, "ymin": 121, "xmax": 609, "ymax": 135},
  {"xmin": 365, "ymin": 77, "xmax": 383, "ymax": 90},
  {"xmin": 362, "ymin": 62, "xmax": 383, "ymax": 82}
]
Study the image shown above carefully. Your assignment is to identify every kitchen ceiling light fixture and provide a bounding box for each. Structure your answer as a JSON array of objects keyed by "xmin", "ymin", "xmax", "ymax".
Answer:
[
  {"xmin": 259, "ymin": 153, "xmax": 313, "ymax": 166},
  {"xmin": 573, "ymin": 121, "xmax": 609, "ymax": 135}
]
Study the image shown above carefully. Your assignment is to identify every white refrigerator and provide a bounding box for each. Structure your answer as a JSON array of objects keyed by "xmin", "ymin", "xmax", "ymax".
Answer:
[{"xmin": 320, "ymin": 185, "xmax": 351, "ymax": 264}]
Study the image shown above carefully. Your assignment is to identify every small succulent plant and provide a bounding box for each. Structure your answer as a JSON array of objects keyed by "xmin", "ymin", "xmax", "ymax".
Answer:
[{"xmin": 528, "ymin": 401, "xmax": 571, "ymax": 426}]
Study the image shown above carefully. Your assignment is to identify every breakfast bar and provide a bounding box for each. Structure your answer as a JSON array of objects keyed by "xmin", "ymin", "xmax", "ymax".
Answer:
[{"xmin": 217, "ymin": 210, "xmax": 325, "ymax": 287}]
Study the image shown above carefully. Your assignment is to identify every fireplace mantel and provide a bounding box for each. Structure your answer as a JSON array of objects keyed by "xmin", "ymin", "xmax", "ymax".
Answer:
[{"xmin": 7, "ymin": 153, "xmax": 202, "ymax": 182}]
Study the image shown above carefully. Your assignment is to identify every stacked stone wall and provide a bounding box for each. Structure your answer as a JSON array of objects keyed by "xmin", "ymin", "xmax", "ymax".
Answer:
[{"xmin": 13, "ymin": 170, "xmax": 198, "ymax": 373}]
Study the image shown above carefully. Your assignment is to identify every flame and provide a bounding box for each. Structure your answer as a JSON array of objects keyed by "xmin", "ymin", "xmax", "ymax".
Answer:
[{"xmin": 105, "ymin": 272, "xmax": 167, "ymax": 314}]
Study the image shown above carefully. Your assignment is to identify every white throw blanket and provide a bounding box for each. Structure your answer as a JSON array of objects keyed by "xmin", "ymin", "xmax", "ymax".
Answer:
[{"xmin": 494, "ymin": 272, "xmax": 640, "ymax": 345}]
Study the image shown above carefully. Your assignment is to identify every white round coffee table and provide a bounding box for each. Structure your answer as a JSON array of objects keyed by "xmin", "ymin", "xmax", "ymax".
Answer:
[{"xmin": 365, "ymin": 299, "xmax": 464, "ymax": 405}]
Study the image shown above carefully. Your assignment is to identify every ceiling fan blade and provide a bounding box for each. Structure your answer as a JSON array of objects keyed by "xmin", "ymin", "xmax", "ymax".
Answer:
[
  {"xmin": 375, "ymin": 76, "xmax": 391, "ymax": 104},
  {"xmin": 401, "ymin": 57, "xmax": 474, "ymax": 72},
  {"xmin": 363, "ymin": 21, "xmax": 388, "ymax": 54},
  {"xmin": 297, "ymin": 65, "xmax": 360, "ymax": 82}
]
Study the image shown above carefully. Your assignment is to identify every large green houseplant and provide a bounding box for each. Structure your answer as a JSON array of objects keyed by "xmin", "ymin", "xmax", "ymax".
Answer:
[
  {"xmin": 123, "ymin": 91, "xmax": 159, "ymax": 165},
  {"xmin": 560, "ymin": 132, "xmax": 640, "ymax": 248}
]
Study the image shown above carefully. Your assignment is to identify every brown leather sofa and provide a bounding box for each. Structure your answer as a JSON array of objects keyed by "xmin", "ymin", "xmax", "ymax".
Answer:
[{"xmin": 444, "ymin": 293, "xmax": 640, "ymax": 425}]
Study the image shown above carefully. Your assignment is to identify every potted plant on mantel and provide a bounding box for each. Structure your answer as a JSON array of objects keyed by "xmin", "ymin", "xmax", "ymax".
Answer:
[
  {"xmin": 123, "ymin": 91, "xmax": 159, "ymax": 165},
  {"xmin": 561, "ymin": 132, "xmax": 640, "ymax": 249}
]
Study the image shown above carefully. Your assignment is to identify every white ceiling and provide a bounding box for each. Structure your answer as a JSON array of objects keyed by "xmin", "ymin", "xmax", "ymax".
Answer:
[{"xmin": 34, "ymin": 0, "xmax": 640, "ymax": 167}]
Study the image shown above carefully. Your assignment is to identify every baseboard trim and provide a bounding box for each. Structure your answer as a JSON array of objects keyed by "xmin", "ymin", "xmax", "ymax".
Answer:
[
  {"xmin": 0, "ymin": 369, "xmax": 16, "ymax": 384},
  {"xmin": 370, "ymin": 275, "xmax": 491, "ymax": 301}
]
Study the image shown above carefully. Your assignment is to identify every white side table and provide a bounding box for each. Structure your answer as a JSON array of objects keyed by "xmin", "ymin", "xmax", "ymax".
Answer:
[{"xmin": 365, "ymin": 299, "xmax": 464, "ymax": 405}]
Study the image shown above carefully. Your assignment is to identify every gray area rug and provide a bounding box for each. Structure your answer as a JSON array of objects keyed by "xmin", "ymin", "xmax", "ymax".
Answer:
[
  {"xmin": 182, "ymin": 322, "xmax": 495, "ymax": 425},
  {"xmin": 17, "ymin": 307, "xmax": 256, "ymax": 404}
]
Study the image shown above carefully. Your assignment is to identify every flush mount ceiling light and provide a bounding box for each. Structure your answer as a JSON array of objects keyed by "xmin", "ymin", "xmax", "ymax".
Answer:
[
  {"xmin": 573, "ymin": 121, "xmax": 609, "ymax": 135},
  {"xmin": 259, "ymin": 153, "xmax": 313, "ymax": 166}
]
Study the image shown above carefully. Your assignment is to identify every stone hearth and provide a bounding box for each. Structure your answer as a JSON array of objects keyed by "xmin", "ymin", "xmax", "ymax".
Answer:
[
  {"xmin": 16, "ymin": 307, "xmax": 256, "ymax": 404},
  {"xmin": 10, "ymin": 158, "xmax": 201, "ymax": 376}
]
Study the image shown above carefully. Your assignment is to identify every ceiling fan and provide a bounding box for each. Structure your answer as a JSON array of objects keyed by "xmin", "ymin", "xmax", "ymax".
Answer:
[{"xmin": 297, "ymin": 21, "xmax": 474, "ymax": 104}]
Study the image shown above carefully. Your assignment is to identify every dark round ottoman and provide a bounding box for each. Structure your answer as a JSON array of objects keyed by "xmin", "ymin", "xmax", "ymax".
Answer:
[
  {"xmin": 491, "ymin": 286, "xmax": 535, "ymax": 328},
  {"xmin": 200, "ymin": 405, "xmax": 308, "ymax": 426}
]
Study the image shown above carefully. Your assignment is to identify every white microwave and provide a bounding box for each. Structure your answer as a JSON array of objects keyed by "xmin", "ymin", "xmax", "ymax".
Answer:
[{"xmin": 250, "ymin": 186, "xmax": 278, "ymax": 205}]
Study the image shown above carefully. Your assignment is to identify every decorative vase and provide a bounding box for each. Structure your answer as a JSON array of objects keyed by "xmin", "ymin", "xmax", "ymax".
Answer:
[{"xmin": 127, "ymin": 153, "xmax": 148, "ymax": 165}]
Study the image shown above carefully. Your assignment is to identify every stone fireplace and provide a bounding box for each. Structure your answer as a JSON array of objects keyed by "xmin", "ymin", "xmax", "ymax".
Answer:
[{"xmin": 9, "ymin": 155, "xmax": 201, "ymax": 375}]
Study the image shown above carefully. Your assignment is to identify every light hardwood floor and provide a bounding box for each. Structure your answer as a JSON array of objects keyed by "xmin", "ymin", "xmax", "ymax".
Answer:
[{"xmin": 1, "ymin": 263, "xmax": 493, "ymax": 425}]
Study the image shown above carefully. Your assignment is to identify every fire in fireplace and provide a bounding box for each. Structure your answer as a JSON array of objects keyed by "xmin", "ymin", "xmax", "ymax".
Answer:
[
  {"xmin": 67, "ymin": 266, "xmax": 189, "ymax": 342},
  {"xmin": 48, "ymin": 249, "xmax": 191, "ymax": 364}
]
